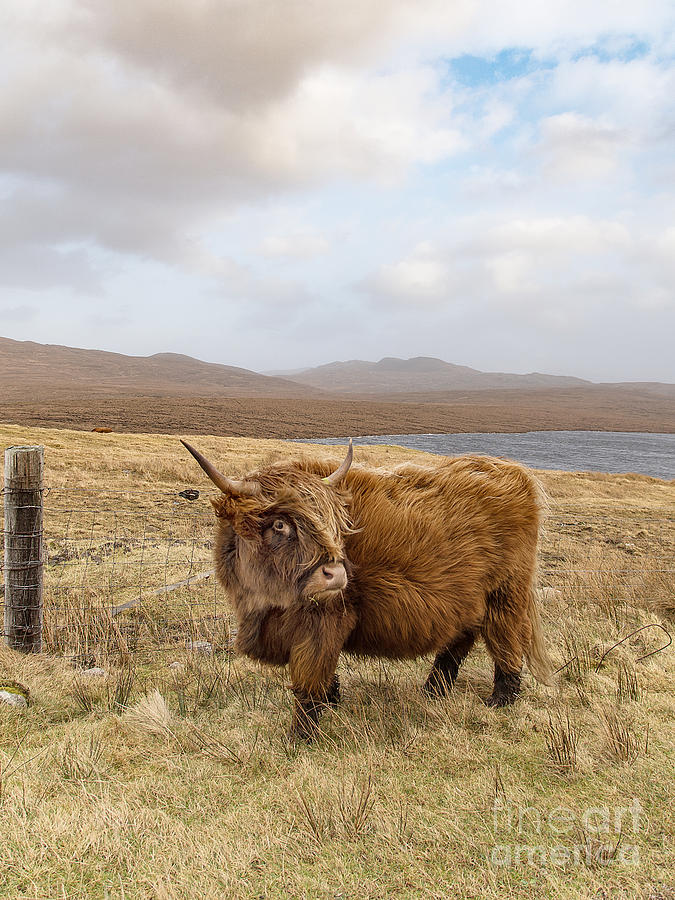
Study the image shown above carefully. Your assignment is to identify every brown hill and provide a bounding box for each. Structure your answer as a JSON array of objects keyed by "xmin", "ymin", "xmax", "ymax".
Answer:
[
  {"xmin": 273, "ymin": 355, "xmax": 591, "ymax": 393},
  {"xmin": 0, "ymin": 336, "xmax": 319, "ymax": 400}
]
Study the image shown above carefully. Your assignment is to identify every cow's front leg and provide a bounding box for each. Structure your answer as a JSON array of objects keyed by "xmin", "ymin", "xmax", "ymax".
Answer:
[
  {"xmin": 288, "ymin": 601, "xmax": 356, "ymax": 743},
  {"xmin": 235, "ymin": 606, "xmax": 292, "ymax": 665}
]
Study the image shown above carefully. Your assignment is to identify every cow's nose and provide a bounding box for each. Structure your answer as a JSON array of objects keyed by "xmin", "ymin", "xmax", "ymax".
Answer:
[{"xmin": 321, "ymin": 563, "xmax": 347, "ymax": 589}]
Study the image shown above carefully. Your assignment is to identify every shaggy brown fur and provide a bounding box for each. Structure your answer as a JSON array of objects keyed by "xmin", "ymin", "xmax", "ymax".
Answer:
[{"xmin": 205, "ymin": 451, "xmax": 552, "ymax": 741}]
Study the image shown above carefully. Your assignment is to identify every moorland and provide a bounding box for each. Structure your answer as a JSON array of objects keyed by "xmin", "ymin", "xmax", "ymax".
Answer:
[{"xmin": 0, "ymin": 423, "xmax": 673, "ymax": 899}]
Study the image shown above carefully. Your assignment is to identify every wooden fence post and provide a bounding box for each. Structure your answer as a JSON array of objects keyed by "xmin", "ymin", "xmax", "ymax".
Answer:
[{"xmin": 3, "ymin": 446, "xmax": 44, "ymax": 652}]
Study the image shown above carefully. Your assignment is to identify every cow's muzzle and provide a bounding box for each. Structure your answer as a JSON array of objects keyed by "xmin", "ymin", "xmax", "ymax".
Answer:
[{"xmin": 302, "ymin": 562, "xmax": 348, "ymax": 597}]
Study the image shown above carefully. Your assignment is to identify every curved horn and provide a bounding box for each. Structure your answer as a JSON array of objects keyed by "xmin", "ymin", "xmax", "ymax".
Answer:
[
  {"xmin": 322, "ymin": 438, "xmax": 353, "ymax": 487},
  {"xmin": 180, "ymin": 440, "xmax": 261, "ymax": 497}
]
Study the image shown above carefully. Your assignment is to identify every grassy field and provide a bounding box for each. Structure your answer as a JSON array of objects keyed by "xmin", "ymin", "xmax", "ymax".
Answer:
[{"xmin": 1, "ymin": 424, "xmax": 674, "ymax": 900}]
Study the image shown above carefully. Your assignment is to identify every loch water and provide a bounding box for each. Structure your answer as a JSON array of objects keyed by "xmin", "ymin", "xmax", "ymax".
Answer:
[{"xmin": 305, "ymin": 431, "xmax": 675, "ymax": 480}]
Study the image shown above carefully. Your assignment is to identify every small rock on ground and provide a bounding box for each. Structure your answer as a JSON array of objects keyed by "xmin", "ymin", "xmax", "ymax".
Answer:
[
  {"xmin": 0, "ymin": 689, "xmax": 28, "ymax": 708},
  {"xmin": 186, "ymin": 640, "xmax": 213, "ymax": 654},
  {"xmin": 81, "ymin": 667, "xmax": 106, "ymax": 677}
]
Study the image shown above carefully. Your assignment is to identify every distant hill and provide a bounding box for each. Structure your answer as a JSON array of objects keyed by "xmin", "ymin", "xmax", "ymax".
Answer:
[
  {"xmin": 3, "ymin": 338, "xmax": 671, "ymax": 423},
  {"xmin": 0, "ymin": 337, "xmax": 319, "ymax": 400},
  {"xmin": 1, "ymin": 338, "xmax": 673, "ymax": 437},
  {"xmin": 272, "ymin": 356, "xmax": 591, "ymax": 394}
]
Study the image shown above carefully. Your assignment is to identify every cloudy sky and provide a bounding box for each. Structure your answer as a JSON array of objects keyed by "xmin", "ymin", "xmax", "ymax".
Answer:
[{"xmin": 1, "ymin": 1, "xmax": 674, "ymax": 381}]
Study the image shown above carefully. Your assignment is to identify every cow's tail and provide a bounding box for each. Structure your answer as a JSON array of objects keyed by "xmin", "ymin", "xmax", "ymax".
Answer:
[{"xmin": 525, "ymin": 586, "xmax": 554, "ymax": 685}]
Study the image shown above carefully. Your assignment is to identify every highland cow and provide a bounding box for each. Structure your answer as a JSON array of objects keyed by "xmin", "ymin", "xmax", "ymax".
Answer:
[{"xmin": 181, "ymin": 439, "xmax": 551, "ymax": 741}]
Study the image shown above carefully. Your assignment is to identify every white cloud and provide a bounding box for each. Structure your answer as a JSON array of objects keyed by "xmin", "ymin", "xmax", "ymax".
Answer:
[
  {"xmin": 487, "ymin": 251, "xmax": 534, "ymax": 295},
  {"xmin": 549, "ymin": 56, "xmax": 675, "ymax": 133},
  {"xmin": 536, "ymin": 113, "xmax": 625, "ymax": 179},
  {"xmin": 261, "ymin": 232, "xmax": 330, "ymax": 259},
  {"xmin": 460, "ymin": 166, "xmax": 526, "ymax": 195},
  {"xmin": 261, "ymin": 65, "xmax": 464, "ymax": 183},
  {"xmin": 361, "ymin": 243, "xmax": 452, "ymax": 304},
  {"xmin": 361, "ymin": 214, "xmax": 674, "ymax": 323},
  {"xmin": 408, "ymin": 0, "xmax": 675, "ymax": 59},
  {"xmin": 482, "ymin": 216, "xmax": 631, "ymax": 255}
]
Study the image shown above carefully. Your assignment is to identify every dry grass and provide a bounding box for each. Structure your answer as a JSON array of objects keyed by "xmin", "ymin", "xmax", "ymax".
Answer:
[
  {"xmin": 0, "ymin": 422, "xmax": 674, "ymax": 899},
  {"xmin": 544, "ymin": 711, "xmax": 580, "ymax": 774}
]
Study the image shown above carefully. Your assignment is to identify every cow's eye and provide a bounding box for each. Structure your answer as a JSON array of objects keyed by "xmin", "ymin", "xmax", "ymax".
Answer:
[{"xmin": 263, "ymin": 517, "xmax": 294, "ymax": 545}]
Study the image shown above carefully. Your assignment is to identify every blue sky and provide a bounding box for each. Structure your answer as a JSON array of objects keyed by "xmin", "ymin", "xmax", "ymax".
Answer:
[{"xmin": 1, "ymin": 1, "xmax": 674, "ymax": 381}]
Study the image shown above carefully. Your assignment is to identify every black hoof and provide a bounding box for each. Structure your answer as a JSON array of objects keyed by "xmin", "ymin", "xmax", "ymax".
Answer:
[
  {"xmin": 288, "ymin": 724, "xmax": 316, "ymax": 744},
  {"xmin": 485, "ymin": 692, "xmax": 515, "ymax": 708},
  {"xmin": 487, "ymin": 669, "xmax": 521, "ymax": 707}
]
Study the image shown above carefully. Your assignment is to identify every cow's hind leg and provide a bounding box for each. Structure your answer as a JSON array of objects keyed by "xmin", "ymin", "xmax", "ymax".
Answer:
[
  {"xmin": 423, "ymin": 630, "xmax": 476, "ymax": 697},
  {"xmin": 482, "ymin": 582, "xmax": 532, "ymax": 707},
  {"xmin": 487, "ymin": 666, "xmax": 521, "ymax": 707}
]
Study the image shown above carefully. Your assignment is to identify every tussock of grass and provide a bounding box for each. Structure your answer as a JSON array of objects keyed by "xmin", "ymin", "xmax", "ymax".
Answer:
[
  {"xmin": 123, "ymin": 690, "xmax": 174, "ymax": 738},
  {"xmin": 599, "ymin": 705, "xmax": 645, "ymax": 764},
  {"xmin": 544, "ymin": 710, "xmax": 580, "ymax": 775},
  {"xmin": 0, "ymin": 423, "xmax": 673, "ymax": 898}
]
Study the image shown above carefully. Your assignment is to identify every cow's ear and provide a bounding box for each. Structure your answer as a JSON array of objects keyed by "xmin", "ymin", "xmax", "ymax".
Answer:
[
  {"xmin": 211, "ymin": 495, "xmax": 261, "ymax": 539},
  {"xmin": 211, "ymin": 496, "xmax": 231, "ymax": 519}
]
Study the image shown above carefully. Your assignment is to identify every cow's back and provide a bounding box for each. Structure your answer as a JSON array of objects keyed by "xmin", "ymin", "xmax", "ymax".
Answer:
[{"xmin": 336, "ymin": 455, "xmax": 543, "ymax": 658}]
